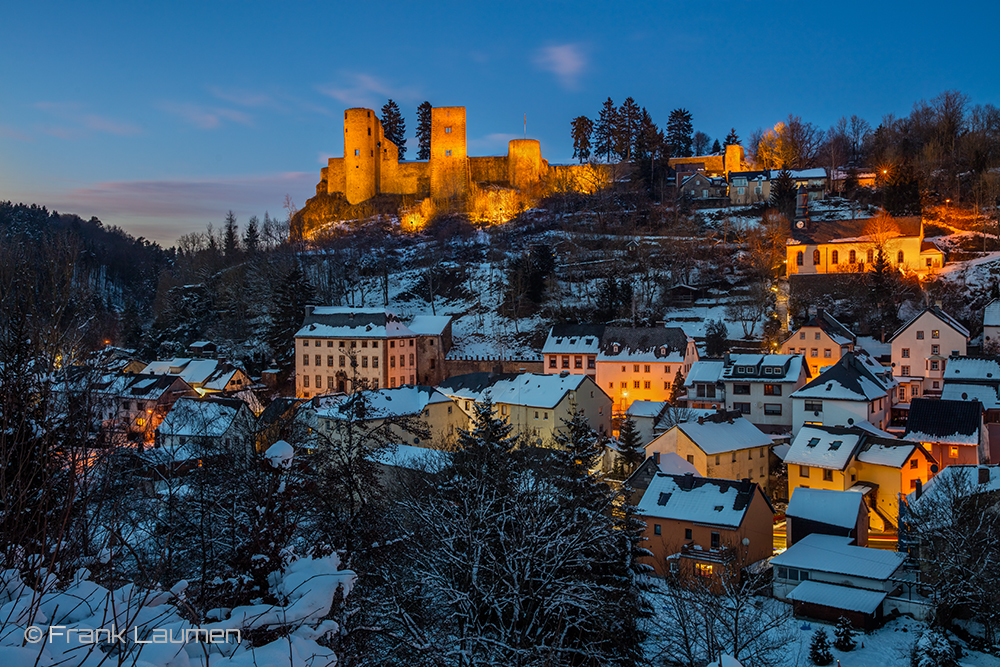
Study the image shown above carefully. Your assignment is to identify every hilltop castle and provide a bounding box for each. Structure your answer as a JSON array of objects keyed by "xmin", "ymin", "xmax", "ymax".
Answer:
[{"xmin": 316, "ymin": 106, "xmax": 593, "ymax": 205}]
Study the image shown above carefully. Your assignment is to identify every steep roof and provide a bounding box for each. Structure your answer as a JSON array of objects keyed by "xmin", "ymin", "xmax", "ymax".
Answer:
[
  {"xmin": 684, "ymin": 360, "xmax": 725, "ymax": 386},
  {"xmin": 598, "ymin": 326, "xmax": 691, "ymax": 361},
  {"xmin": 856, "ymin": 436, "xmax": 925, "ymax": 468},
  {"xmin": 902, "ymin": 397, "xmax": 982, "ymax": 446},
  {"xmin": 907, "ymin": 464, "xmax": 1000, "ymax": 507},
  {"xmin": 296, "ymin": 307, "xmax": 416, "ymax": 339},
  {"xmin": 888, "ymin": 306, "xmax": 970, "ymax": 343},
  {"xmin": 635, "ymin": 473, "xmax": 767, "ymax": 528},
  {"xmin": 784, "ymin": 424, "xmax": 866, "ymax": 470},
  {"xmin": 791, "ymin": 352, "xmax": 889, "ymax": 402},
  {"xmin": 157, "ymin": 397, "xmax": 244, "ymax": 437},
  {"xmin": 786, "ymin": 488, "xmax": 864, "ymax": 529},
  {"xmin": 789, "ymin": 215, "xmax": 921, "ymax": 245},
  {"xmin": 783, "ymin": 310, "xmax": 856, "ymax": 347},
  {"xmin": 407, "ymin": 315, "xmax": 451, "ymax": 336},
  {"xmin": 541, "ymin": 324, "xmax": 605, "ymax": 354},
  {"xmin": 771, "ymin": 533, "xmax": 906, "ymax": 580}
]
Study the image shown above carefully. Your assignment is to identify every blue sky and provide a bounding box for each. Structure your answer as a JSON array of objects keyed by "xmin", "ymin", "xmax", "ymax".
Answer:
[{"xmin": 2, "ymin": 1, "xmax": 999, "ymax": 245}]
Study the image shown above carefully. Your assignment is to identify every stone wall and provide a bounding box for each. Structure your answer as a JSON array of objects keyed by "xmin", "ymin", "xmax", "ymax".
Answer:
[
  {"xmin": 444, "ymin": 356, "xmax": 544, "ymax": 377},
  {"xmin": 469, "ymin": 156, "xmax": 510, "ymax": 184}
]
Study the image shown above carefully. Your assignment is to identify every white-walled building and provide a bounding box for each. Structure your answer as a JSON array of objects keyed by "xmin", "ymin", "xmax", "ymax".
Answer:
[
  {"xmin": 721, "ymin": 353, "xmax": 810, "ymax": 433},
  {"xmin": 790, "ymin": 352, "xmax": 895, "ymax": 435},
  {"xmin": 889, "ymin": 306, "xmax": 968, "ymax": 402}
]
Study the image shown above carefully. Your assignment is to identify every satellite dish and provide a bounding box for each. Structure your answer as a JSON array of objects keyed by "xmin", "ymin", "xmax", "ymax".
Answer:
[
  {"xmin": 962, "ymin": 392, "xmax": 969, "ymax": 400},
  {"xmin": 931, "ymin": 464, "xmax": 939, "ymax": 474},
  {"xmin": 814, "ymin": 411, "xmax": 820, "ymax": 417},
  {"xmin": 796, "ymin": 221, "xmax": 805, "ymax": 229},
  {"xmin": 848, "ymin": 418, "xmax": 855, "ymax": 425}
]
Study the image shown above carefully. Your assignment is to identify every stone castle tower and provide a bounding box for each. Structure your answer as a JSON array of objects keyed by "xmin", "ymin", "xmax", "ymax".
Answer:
[{"xmin": 318, "ymin": 105, "xmax": 570, "ymax": 206}]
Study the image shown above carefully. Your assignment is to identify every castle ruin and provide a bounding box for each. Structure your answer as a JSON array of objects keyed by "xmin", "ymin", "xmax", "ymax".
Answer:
[{"xmin": 316, "ymin": 106, "xmax": 593, "ymax": 205}]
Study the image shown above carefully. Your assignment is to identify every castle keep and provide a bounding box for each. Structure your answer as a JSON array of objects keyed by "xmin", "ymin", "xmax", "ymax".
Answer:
[{"xmin": 318, "ymin": 106, "xmax": 582, "ymax": 204}]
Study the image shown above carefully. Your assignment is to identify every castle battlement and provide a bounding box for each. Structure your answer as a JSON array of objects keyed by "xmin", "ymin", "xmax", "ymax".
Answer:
[{"xmin": 318, "ymin": 106, "xmax": 575, "ymax": 205}]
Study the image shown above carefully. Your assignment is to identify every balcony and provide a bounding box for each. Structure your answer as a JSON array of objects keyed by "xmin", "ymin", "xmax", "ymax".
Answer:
[{"xmin": 680, "ymin": 543, "xmax": 735, "ymax": 564}]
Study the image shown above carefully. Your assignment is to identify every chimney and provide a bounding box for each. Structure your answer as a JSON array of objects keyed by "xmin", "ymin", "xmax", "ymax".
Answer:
[
  {"xmin": 724, "ymin": 352, "xmax": 731, "ymax": 366},
  {"xmin": 934, "ymin": 300, "xmax": 943, "ymax": 310},
  {"xmin": 305, "ymin": 305, "xmax": 315, "ymax": 317},
  {"xmin": 979, "ymin": 467, "xmax": 991, "ymax": 485},
  {"xmin": 807, "ymin": 306, "xmax": 817, "ymax": 318},
  {"xmin": 697, "ymin": 416, "xmax": 704, "ymax": 425},
  {"xmin": 914, "ymin": 478, "xmax": 922, "ymax": 499}
]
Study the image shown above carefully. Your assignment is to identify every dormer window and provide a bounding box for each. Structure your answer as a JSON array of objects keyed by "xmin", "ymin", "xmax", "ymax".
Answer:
[
  {"xmin": 829, "ymin": 440, "xmax": 843, "ymax": 450},
  {"xmin": 613, "ymin": 344, "xmax": 620, "ymax": 353},
  {"xmin": 807, "ymin": 438, "xmax": 819, "ymax": 448},
  {"xmin": 660, "ymin": 346, "xmax": 667, "ymax": 355}
]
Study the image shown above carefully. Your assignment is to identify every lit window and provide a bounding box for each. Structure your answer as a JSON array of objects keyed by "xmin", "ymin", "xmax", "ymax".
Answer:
[
  {"xmin": 932, "ymin": 330, "xmax": 940, "ymax": 339},
  {"xmin": 695, "ymin": 563, "xmax": 713, "ymax": 578},
  {"xmin": 950, "ymin": 446, "xmax": 959, "ymax": 458}
]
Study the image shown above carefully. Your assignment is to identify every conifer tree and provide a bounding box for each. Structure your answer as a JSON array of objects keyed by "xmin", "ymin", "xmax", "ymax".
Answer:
[
  {"xmin": 243, "ymin": 215, "xmax": 260, "ymax": 254},
  {"xmin": 380, "ymin": 99, "xmax": 406, "ymax": 159},
  {"xmin": 833, "ymin": 617, "xmax": 856, "ymax": 651},
  {"xmin": 725, "ymin": 128, "xmax": 741, "ymax": 146},
  {"xmin": 634, "ymin": 108, "xmax": 663, "ymax": 191},
  {"xmin": 616, "ymin": 416, "xmax": 644, "ymax": 476},
  {"xmin": 571, "ymin": 115, "xmax": 594, "ymax": 163},
  {"xmin": 705, "ymin": 319, "xmax": 729, "ymax": 357},
  {"xmin": 770, "ymin": 167, "xmax": 797, "ymax": 220},
  {"xmin": 415, "ymin": 101, "xmax": 432, "ymax": 160},
  {"xmin": 667, "ymin": 108, "xmax": 694, "ymax": 157},
  {"xmin": 593, "ymin": 97, "xmax": 618, "ymax": 163},
  {"xmin": 670, "ymin": 369, "xmax": 685, "ymax": 405},
  {"xmin": 266, "ymin": 266, "xmax": 316, "ymax": 367},
  {"xmin": 617, "ymin": 97, "xmax": 641, "ymax": 161},
  {"xmin": 223, "ymin": 210, "xmax": 240, "ymax": 259},
  {"xmin": 712, "ymin": 138, "xmax": 722, "ymax": 154},
  {"xmin": 809, "ymin": 628, "xmax": 834, "ymax": 665}
]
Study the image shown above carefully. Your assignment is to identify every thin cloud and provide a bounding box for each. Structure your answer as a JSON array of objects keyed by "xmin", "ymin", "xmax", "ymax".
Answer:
[
  {"xmin": 159, "ymin": 101, "xmax": 254, "ymax": 130},
  {"xmin": 533, "ymin": 43, "xmax": 588, "ymax": 90},
  {"xmin": 57, "ymin": 172, "xmax": 314, "ymax": 219},
  {"xmin": 316, "ymin": 73, "xmax": 421, "ymax": 109},
  {"xmin": 33, "ymin": 101, "xmax": 142, "ymax": 137}
]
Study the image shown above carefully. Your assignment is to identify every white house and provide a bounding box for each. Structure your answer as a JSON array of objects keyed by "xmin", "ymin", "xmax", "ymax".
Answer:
[
  {"xmin": 154, "ymin": 397, "xmax": 255, "ymax": 461},
  {"xmin": 682, "ymin": 359, "xmax": 726, "ymax": 409},
  {"xmin": 790, "ymin": 352, "xmax": 894, "ymax": 435},
  {"xmin": 142, "ymin": 358, "xmax": 252, "ymax": 396},
  {"xmin": 720, "ymin": 353, "xmax": 810, "ymax": 433},
  {"xmin": 889, "ymin": 306, "xmax": 969, "ymax": 402},
  {"xmin": 983, "ymin": 300, "xmax": 1000, "ymax": 352}
]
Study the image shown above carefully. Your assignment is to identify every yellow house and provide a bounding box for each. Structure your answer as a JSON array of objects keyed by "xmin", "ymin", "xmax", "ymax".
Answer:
[
  {"xmin": 645, "ymin": 410, "xmax": 774, "ymax": 493},
  {"xmin": 784, "ymin": 424, "xmax": 937, "ymax": 529},
  {"xmin": 781, "ymin": 309, "xmax": 856, "ymax": 376},
  {"xmin": 786, "ymin": 216, "xmax": 944, "ymax": 279}
]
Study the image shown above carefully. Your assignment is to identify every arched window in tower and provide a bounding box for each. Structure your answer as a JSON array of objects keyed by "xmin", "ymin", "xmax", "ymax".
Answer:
[
  {"xmin": 897, "ymin": 251, "xmax": 904, "ymax": 264},
  {"xmin": 796, "ymin": 251, "xmax": 803, "ymax": 266},
  {"xmin": 813, "ymin": 249, "xmax": 821, "ymax": 265},
  {"xmin": 849, "ymin": 250, "xmax": 856, "ymax": 264}
]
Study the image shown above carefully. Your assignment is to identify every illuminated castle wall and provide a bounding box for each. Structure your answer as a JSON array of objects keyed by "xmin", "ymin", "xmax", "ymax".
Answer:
[{"xmin": 319, "ymin": 106, "xmax": 587, "ymax": 204}]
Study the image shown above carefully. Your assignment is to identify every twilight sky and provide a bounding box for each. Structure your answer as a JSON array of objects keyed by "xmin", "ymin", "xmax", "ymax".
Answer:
[{"xmin": 3, "ymin": 1, "xmax": 999, "ymax": 246}]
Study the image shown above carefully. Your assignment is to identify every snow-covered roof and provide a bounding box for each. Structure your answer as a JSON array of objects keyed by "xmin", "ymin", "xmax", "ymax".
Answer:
[
  {"xmin": 783, "ymin": 310, "xmax": 855, "ymax": 348},
  {"xmin": 784, "ymin": 425, "xmax": 864, "ymax": 470},
  {"xmin": 438, "ymin": 372, "xmax": 600, "ymax": 410},
  {"xmin": 907, "ymin": 464, "xmax": 1000, "ymax": 507},
  {"xmin": 598, "ymin": 326, "xmax": 692, "ymax": 363},
  {"xmin": 856, "ymin": 437, "xmax": 920, "ymax": 468},
  {"xmin": 786, "ymin": 488, "xmax": 862, "ymax": 529},
  {"xmin": 317, "ymin": 386, "xmax": 453, "ymax": 421},
  {"xmin": 771, "ymin": 534, "xmax": 906, "ymax": 580},
  {"xmin": 985, "ymin": 299, "xmax": 1000, "ymax": 328},
  {"xmin": 888, "ymin": 307, "xmax": 970, "ymax": 343},
  {"xmin": 636, "ymin": 473, "xmax": 764, "ymax": 528},
  {"xmin": 791, "ymin": 352, "xmax": 889, "ymax": 402},
  {"xmin": 941, "ymin": 383, "xmax": 1000, "ymax": 411},
  {"xmin": 723, "ymin": 354, "xmax": 804, "ymax": 382},
  {"xmin": 788, "ymin": 168, "xmax": 828, "ymax": 180},
  {"xmin": 684, "ymin": 360, "xmax": 725, "ymax": 386},
  {"xmin": 140, "ymin": 357, "xmax": 245, "ymax": 389},
  {"xmin": 902, "ymin": 397, "xmax": 981, "ymax": 445},
  {"xmin": 542, "ymin": 324, "xmax": 604, "ymax": 355},
  {"xmin": 157, "ymin": 397, "xmax": 243, "ymax": 437},
  {"xmin": 786, "ymin": 580, "xmax": 887, "ymax": 614},
  {"xmin": 407, "ymin": 315, "xmax": 451, "ymax": 336},
  {"xmin": 942, "ymin": 356, "xmax": 1000, "ymax": 384},
  {"xmin": 376, "ymin": 444, "xmax": 452, "ymax": 472},
  {"xmin": 657, "ymin": 453, "xmax": 700, "ymax": 476},
  {"xmin": 626, "ymin": 400, "xmax": 666, "ymax": 419},
  {"xmin": 673, "ymin": 416, "xmax": 772, "ymax": 455}
]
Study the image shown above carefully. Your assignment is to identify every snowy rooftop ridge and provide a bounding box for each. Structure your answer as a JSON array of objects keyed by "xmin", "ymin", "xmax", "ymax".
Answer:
[
  {"xmin": 785, "ymin": 488, "xmax": 863, "ymax": 529},
  {"xmin": 635, "ymin": 473, "xmax": 764, "ymax": 528},
  {"xmin": 673, "ymin": 415, "xmax": 772, "ymax": 455},
  {"xmin": 771, "ymin": 533, "xmax": 906, "ymax": 580}
]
